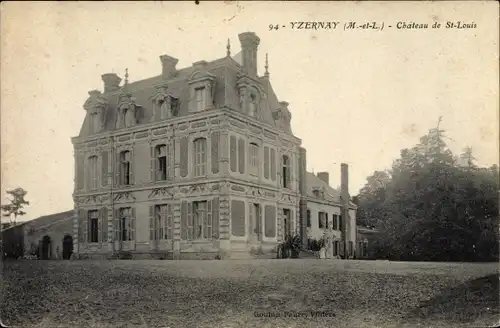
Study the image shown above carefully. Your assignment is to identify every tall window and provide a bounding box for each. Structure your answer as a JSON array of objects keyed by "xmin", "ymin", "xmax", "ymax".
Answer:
[
  {"xmin": 156, "ymin": 145, "xmax": 167, "ymax": 180},
  {"xmin": 306, "ymin": 210, "xmax": 311, "ymax": 228},
  {"xmin": 193, "ymin": 138, "xmax": 207, "ymax": 177},
  {"xmin": 282, "ymin": 155, "xmax": 290, "ymax": 189},
  {"xmin": 88, "ymin": 210, "xmax": 99, "ymax": 243},
  {"xmin": 88, "ymin": 156, "xmax": 98, "ymax": 190},
  {"xmin": 194, "ymin": 87, "xmax": 206, "ymax": 112},
  {"xmin": 249, "ymin": 93, "xmax": 257, "ymax": 117},
  {"xmin": 318, "ymin": 212, "xmax": 326, "ymax": 229},
  {"xmin": 333, "ymin": 214, "xmax": 339, "ymax": 230},
  {"xmin": 192, "ymin": 201, "xmax": 210, "ymax": 240},
  {"xmin": 119, "ymin": 208, "xmax": 133, "ymax": 241},
  {"xmin": 120, "ymin": 151, "xmax": 131, "ymax": 185},
  {"xmin": 248, "ymin": 143, "xmax": 259, "ymax": 176},
  {"xmin": 154, "ymin": 205, "xmax": 173, "ymax": 240}
]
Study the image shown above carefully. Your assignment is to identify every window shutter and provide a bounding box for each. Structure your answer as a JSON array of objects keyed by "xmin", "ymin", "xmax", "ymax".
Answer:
[
  {"xmin": 115, "ymin": 153, "xmax": 121, "ymax": 186},
  {"xmin": 257, "ymin": 205, "xmax": 262, "ymax": 238},
  {"xmin": 82, "ymin": 211, "xmax": 88, "ymax": 243},
  {"xmin": 203, "ymin": 204, "xmax": 208, "ymax": 239},
  {"xmin": 229, "ymin": 135, "xmax": 237, "ymax": 172},
  {"xmin": 325, "ymin": 213, "xmax": 329, "ymax": 229},
  {"xmin": 238, "ymin": 138, "xmax": 245, "ymax": 174},
  {"xmin": 168, "ymin": 142, "xmax": 174, "ymax": 179},
  {"xmin": 212, "ymin": 197, "xmax": 219, "ymax": 239},
  {"xmin": 211, "ymin": 131, "xmax": 220, "ymax": 174},
  {"xmin": 114, "ymin": 209, "xmax": 120, "ymax": 241},
  {"xmin": 180, "ymin": 137, "xmax": 189, "ymax": 177},
  {"xmin": 206, "ymin": 200, "xmax": 212, "ymax": 239},
  {"xmin": 181, "ymin": 201, "xmax": 188, "ymax": 240},
  {"xmin": 270, "ymin": 149, "xmax": 276, "ymax": 181},
  {"xmin": 78, "ymin": 209, "xmax": 85, "ymax": 243},
  {"xmin": 149, "ymin": 206, "xmax": 154, "ymax": 241},
  {"xmin": 129, "ymin": 149, "xmax": 135, "ymax": 185},
  {"xmin": 249, "ymin": 202, "xmax": 253, "ymax": 234},
  {"xmin": 101, "ymin": 151, "xmax": 109, "ymax": 187},
  {"xmin": 76, "ymin": 152, "xmax": 85, "ymax": 190},
  {"xmin": 166, "ymin": 204, "xmax": 173, "ymax": 240},
  {"xmin": 101, "ymin": 207, "xmax": 108, "ymax": 243},
  {"xmin": 130, "ymin": 208, "xmax": 136, "ymax": 241},
  {"xmin": 264, "ymin": 147, "xmax": 270, "ymax": 179},
  {"xmin": 150, "ymin": 145, "xmax": 156, "ymax": 182},
  {"xmin": 187, "ymin": 202, "xmax": 193, "ymax": 240}
]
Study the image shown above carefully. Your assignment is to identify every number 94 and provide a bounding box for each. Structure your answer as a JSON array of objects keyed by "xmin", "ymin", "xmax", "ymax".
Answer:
[{"xmin": 269, "ymin": 24, "xmax": 279, "ymax": 31}]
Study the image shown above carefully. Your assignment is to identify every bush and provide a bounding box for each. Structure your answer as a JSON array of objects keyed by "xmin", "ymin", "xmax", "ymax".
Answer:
[{"xmin": 277, "ymin": 235, "xmax": 302, "ymax": 259}]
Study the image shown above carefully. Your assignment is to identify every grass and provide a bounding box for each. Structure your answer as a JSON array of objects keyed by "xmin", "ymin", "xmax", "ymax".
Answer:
[{"xmin": 1, "ymin": 260, "xmax": 498, "ymax": 328}]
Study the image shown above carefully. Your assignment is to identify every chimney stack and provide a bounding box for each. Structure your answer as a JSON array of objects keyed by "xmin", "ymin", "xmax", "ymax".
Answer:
[
  {"xmin": 341, "ymin": 163, "xmax": 349, "ymax": 200},
  {"xmin": 238, "ymin": 32, "xmax": 260, "ymax": 76},
  {"xmin": 101, "ymin": 73, "xmax": 122, "ymax": 93},
  {"xmin": 317, "ymin": 172, "xmax": 330, "ymax": 185},
  {"xmin": 340, "ymin": 163, "xmax": 350, "ymax": 259},
  {"xmin": 298, "ymin": 147, "xmax": 308, "ymax": 248},
  {"xmin": 160, "ymin": 55, "xmax": 179, "ymax": 79}
]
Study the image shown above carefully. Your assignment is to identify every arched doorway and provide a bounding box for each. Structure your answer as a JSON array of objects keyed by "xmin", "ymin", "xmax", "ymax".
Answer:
[
  {"xmin": 40, "ymin": 235, "xmax": 52, "ymax": 260},
  {"xmin": 62, "ymin": 234, "xmax": 73, "ymax": 260}
]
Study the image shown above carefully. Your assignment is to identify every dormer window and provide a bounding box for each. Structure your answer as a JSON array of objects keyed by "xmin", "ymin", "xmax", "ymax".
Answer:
[
  {"xmin": 282, "ymin": 155, "xmax": 291, "ymax": 189},
  {"xmin": 89, "ymin": 112, "xmax": 101, "ymax": 134},
  {"xmin": 249, "ymin": 93, "xmax": 257, "ymax": 117},
  {"xmin": 194, "ymin": 87, "xmax": 206, "ymax": 112},
  {"xmin": 188, "ymin": 70, "xmax": 215, "ymax": 113}
]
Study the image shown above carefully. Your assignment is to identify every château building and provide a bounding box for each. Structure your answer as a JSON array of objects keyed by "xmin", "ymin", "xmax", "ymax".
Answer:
[{"xmin": 72, "ymin": 32, "xmax": 358, "ymax": 259}]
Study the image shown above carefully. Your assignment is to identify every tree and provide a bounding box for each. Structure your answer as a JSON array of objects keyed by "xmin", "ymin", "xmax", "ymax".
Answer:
[
  {"xmin": 1, "ymin": 188, "xmax": 30, "ymax": 226},
  {"xmin": 355, "ymin": 118, "xmax": 499, "ymax": 262}
]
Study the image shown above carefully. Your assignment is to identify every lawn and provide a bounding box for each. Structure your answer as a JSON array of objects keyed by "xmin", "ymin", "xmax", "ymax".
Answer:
[{"xmin": 1, "ymin": 260, "xmax": 498, "ymax": 328}]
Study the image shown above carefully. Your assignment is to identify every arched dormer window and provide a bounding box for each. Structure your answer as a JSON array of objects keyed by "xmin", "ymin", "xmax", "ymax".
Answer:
[{"xmin": 193, "ymin": 138, "xmax": 207, "ymax": 177}]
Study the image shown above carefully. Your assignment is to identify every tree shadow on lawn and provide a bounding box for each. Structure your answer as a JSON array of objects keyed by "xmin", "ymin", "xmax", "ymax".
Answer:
[{"xmin": 406, "ymin": 273, "xmax": 499, "ymax": 327}]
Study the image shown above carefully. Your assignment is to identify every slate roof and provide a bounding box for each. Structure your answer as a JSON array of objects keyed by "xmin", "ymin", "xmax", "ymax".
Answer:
[
  {"xmin": 79, "ymin": 46, "xmax": 287, "ymax": 138},
  {"xmin": 3, "ymin": 210, "xmax": 74, "ymax": 232},
  {"xmin": 306, "ymin": 172, "xmax": 357, "ymax": 208}
]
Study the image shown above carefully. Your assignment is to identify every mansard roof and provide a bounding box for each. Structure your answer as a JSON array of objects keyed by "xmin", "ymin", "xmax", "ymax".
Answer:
[
  {"xmin": 78, "ymin": 49, "xmax": 289, "ymax": 138},
  {"xmin": 306, "ymin": 172, "xmax": 357, "ymax": 208}
]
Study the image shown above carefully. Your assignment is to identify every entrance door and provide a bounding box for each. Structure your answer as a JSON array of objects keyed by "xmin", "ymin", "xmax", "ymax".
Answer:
[
  {"xmin": 249, "ymin": 203, "xmax": 262, "ymax": 242},
  {"xmin": 283, "ymin": 209, "xmax": 291, "ymax": 239},
  {"xmin": 40, "ymin": 235, "xmax": 52, "ymax": 260},
  {"xmin": 62, "ymin": 234, "xmax": 73, "ymax": 259}
]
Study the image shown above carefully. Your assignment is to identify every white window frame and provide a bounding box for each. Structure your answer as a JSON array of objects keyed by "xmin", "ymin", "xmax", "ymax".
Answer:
[
  {"xmin": 156, "ymin": 144, "xmax": 167, "ymax": 180},
  {"xmin": 248, "ymin": 143, "xmax": 259, "ymax": 176},
  {"xmin": 193, "ymin": 138, "xmax": 207, "ymax": 177},
  {"xmin": 88, "ymin": 210, "xmax": 99, "ymax": 243},
  {"xmin": 194, "ymin": 87, "xmax": 206, "ymax": 112},
  {"xmin": 120, "ymin": 151, "xmax": 131, "ymax": 185},
  {"xmin": 88, "ymin": 155, "xmax": 99, "ymax": 190},
  {"xmin": 119, "ymin": 207, "xmax": 132, "ymax": 241}
]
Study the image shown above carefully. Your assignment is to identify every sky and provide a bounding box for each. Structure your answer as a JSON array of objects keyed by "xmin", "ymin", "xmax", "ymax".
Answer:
[{"xmin": 1, "ymin": 1, "xmax": 498, "ymax": 222}]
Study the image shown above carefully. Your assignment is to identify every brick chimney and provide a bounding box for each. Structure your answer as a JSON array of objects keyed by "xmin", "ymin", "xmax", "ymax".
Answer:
[
  {"xmin": 341, "ymin": 163, "xmax": 349, "ymax": 200},
  {"xmin": 317, "ymin": 172, "xmax": 330, "ymax": 185},
  {"xmin": 238, "ymin": 32, "xmax": 260, "ymax": 76},
  {"xmin": 160, "ymin": 54, "xmax": 179, "ymax": 79},
  {"xmin": 101, "ymin": 73, "xmax": 122, "ymax": 93},
  {"xmin": 340, "ymin": 163, "xmax": 350, "ymax": 259},
  {"xmin": 298, "ymin": 147, "xmax": 308, "ymax": 248}
]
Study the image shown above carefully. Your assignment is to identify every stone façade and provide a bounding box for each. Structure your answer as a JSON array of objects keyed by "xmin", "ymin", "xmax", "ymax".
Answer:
[{"xmin": 72, "ymin": 31, "xmax": 357, "ymax": 259}]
